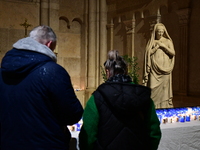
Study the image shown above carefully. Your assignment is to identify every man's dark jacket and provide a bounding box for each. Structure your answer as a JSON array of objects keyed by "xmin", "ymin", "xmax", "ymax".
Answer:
[{"xmin": 0, "ymin": 37, "xmax": 83, "ymax": 150}]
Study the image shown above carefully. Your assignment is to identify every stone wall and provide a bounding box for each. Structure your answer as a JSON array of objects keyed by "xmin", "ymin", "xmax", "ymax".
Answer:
[
  {"xmin": 0, "ymin": 0, "xmax": 39, "ymax": 60},
  {"xmin": 58, "ymin": 0, "xmax": 85, "ymax": 91}
]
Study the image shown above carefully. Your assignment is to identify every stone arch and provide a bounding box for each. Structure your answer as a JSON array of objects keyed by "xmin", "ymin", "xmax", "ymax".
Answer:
[
  {"xmin": 72, "ymin": 18, "xmax": 82, "ymax": 25},
  {"xmin": 59, "ymin": 16, "xmax": 70, "ymax": 32},
  {"xmin": 70, "ymin": 18, "xmax": 82, "ymax": 33}
]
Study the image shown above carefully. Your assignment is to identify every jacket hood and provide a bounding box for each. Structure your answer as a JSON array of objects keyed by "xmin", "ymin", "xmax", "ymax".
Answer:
[
  {"xmin": 1, "ymin": 37, "xmax": 56, "ymax": 80},
  {"xmin": 95, "ymin": 83, "xmax": 151, "ymax": 115},
  {"xmin": 13, "ymin": 37, "xmax": 56, "ymax": 62}
]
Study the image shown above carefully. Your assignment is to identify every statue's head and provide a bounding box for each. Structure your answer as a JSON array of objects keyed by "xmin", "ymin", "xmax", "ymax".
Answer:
[{"xmin": 156, "ymin": 24, "xmax": 165, "ymax": 39}]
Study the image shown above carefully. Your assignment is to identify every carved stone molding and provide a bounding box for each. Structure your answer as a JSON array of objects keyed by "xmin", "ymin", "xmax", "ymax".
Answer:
[
  {"xmin": 123, "ymin": 19, "xmax": 135, "ymax": 34},
  {"xmin": 176, "ymin": 8, "xmax": 191, "ymax": 25}
]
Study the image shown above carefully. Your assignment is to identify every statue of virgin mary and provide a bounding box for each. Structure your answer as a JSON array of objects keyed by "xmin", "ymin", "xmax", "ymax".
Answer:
[{"xmin": 143, "ymin": 23, "xmax": 175, "ymax": 108}]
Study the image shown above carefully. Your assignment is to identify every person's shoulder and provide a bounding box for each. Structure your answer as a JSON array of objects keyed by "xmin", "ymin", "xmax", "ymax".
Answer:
[
  {"xmin": 127, "ymin": 83, "xmax": 151, "ymax": 91},
  {"xmin": 40, "ymin": 61, "xmax": 69, "ymax": 76},
  {"xmin": 43, "ymin": 61, "xmax": 65, "ymax": 70}
]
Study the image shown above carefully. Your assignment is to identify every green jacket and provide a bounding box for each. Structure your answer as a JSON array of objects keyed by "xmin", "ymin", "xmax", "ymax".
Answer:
[{"xmin": 79, "ymin": 84, "xmax": 161, "ymax": 150}]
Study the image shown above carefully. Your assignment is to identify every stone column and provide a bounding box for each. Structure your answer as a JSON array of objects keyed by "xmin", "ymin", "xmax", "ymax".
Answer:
[
  {"xmin": 40, "ymin": 0, "xmax": 49, "ymax": 25},
  {"xmin": 99, "ymin": 0, "xmax": 107, "ymax": 84},
  {"xmin": 87, "ymin": 0, "xmax": 97, "ymax": 89},
  {"xmin": 176, "ymin": 8, "xmax": 191, "ymax": 95},
  {"xmin": 95, "ymin": 0, "xmax": 100, "ymax": 86},
  {"xmin": 49, "ymin": 0, "xmax": 59, "ymax": 31},
  {"xmin": 123, "ymin": 17, "xmax": 136, "ymax": 57},
  {"xmin": 84, "ymin": 0, "xmax": 98, "ymax": 104},
  {"xmin": 106, "ymin": 19, "xmax": 114, "ymax": 51}
]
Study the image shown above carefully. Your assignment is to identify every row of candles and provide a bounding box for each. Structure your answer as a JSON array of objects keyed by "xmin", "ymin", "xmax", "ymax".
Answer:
[
  {"xmin": 156, "ymin": 106, "xmax": 200, "ymax": 124},
  {"xmin": 68, "ymin": 106, "xmax": 200, "ymax": 131}
]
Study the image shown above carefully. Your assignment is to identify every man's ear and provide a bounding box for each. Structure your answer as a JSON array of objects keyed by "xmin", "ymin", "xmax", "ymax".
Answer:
[
  {"xmin": 46, "ymin": 41, "xmax": 52, "ymax": 48},
  {"xmin": 46, "ymin": 41, "xmax": 56, "ymax": 51}
]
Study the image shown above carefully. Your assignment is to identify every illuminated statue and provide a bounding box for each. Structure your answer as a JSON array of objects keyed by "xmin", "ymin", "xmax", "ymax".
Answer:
[{"xmin": 143, "ymin": 23, "xmax": 175, "ymax": 108}]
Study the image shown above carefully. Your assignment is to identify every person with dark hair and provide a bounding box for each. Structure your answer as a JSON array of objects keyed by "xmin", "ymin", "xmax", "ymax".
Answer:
[
  {"xmin": 79, "ymin": 50, "xmax": 161, "ymax": 150},
  {"xmin": 0, "ymin": 25, "xmax": 83, "ymax": 150}
]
